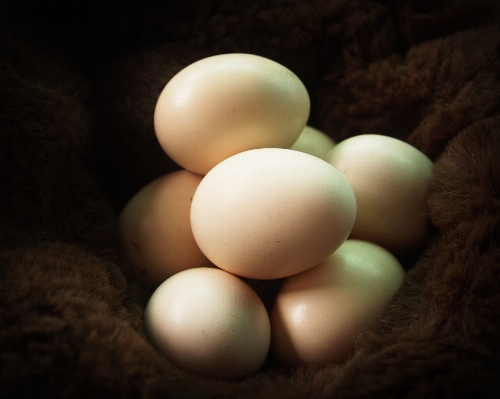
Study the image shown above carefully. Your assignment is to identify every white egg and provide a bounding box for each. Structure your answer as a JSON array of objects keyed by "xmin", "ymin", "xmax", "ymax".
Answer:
[
  {"xmin": 190, "ymin": 148, "xmax": 356, "ymax": 279},
  {"xmin": 119, "ymin": 170, "xmax": 213, "ymax": 287},
  {"xmin": 327, "ymin": 134, "xmax": 433, "ymax": 255},
  {"xmin": 271, "ymin": 239, "xmax": 406, "ymax": 365},
  {"xmin": 290, "ymin": 125, "xmax": 336, "ymax": 160},
  {"xmin": 144, "ymin": 267, "xmax": 271, "ymax": 379},
  {"xmin": 154, "ymin": 53, "xmax": 310, "ymax": 174}
]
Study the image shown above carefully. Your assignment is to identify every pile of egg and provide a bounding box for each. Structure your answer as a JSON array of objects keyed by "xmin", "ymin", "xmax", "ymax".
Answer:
[{"xmin": 119, "ymin": 53, "xmax": 433, "ymax": 379}]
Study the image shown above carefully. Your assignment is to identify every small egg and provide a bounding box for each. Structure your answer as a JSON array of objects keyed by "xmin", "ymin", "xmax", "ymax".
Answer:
[
  {"xmin": 154, "ymin": 53, "xmax": 310, "ymax": 174},
  {"xmin": 290, "ymin": 125, "xmax": 336, "ymax": 160},
  {"xmin": 271, "ymin": 239, "xmax": 406, "ymax": 365},
  {"xmin": 190, "ymin": 148, "xmax": 357, "ymax": 280},
  {"xmin": 327, "ymin": 134, "xmax": 433, "ymax": 255},
  {"xmin": 144, "ymin": 267, "xmax": 271, "ymax": 379},
  {"xmin": 119, "ymin": 170, "xmax": 213, "ymax": 287}
]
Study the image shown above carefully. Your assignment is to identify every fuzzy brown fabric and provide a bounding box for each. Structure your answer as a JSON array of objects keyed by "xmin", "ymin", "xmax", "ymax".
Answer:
[{"xmin": 1, "ymin": 1, "xmax": 500, "ymax": 398}]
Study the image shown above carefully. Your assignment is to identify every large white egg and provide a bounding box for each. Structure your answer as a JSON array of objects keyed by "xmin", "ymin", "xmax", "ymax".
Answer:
[
  {"xmin": 190, "ymin": 148, "xmax": 357, "ymax": 279},
  {"xmin": 327, "ymin": 134, "xmax": 433, "ymax": 255},
  {"xmin": 154, "ymin": 53, "xmax": 310, "ymax": 174},
  {"xmin": 119, "ymin": 170, "xmax": 213, "ymax": 287},
  {"xmin": 144, "ymin": 267, "xmax": 271, "ymax": 379},
  {"xmin": 271, "ymin": 239, "xmax": 406, "ymax": 365}
]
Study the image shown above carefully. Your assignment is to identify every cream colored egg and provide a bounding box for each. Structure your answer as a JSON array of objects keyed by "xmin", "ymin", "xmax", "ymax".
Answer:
[
  {"xmin": 144, "ymin": 267, "xmax": 271, "ymax": 379},
  {"xmin": 119, "ymin": 170, "xmax": 213, "ymax": 287},
  {"xmin": 154, "ymin": 53, "xmax": 310, "ymax": 174},
  {"xmin": 327, "ymin": 134, "xmax": 433, "ymax": 255},
  {"xmin": 290, "ymin": 125, "xmax": 336, "ymax": 160},
  {"xmin": 190, "ymin": 148, "xmax": 357, "ymax": 280},
  {"xmin": 271, "ymin": 239, "xmax": 406, "ymax": 365}
]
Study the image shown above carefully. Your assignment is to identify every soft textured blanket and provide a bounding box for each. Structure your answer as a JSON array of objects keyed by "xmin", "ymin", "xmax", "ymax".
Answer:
[{"xmin": 1, "ymin": 1, "xmax": 499, "ymax": 398}]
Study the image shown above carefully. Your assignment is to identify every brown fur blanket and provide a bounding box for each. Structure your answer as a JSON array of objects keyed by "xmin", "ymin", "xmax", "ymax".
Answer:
[{"xmin": 1, "ymin": 1, "xmax": 499, "ymax": 398}]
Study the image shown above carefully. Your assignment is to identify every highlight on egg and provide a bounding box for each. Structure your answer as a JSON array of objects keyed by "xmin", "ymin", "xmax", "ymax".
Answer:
[
  {"xmin": 190, "ymin": 148, "xmax": 357, "ymax": 280},
  {"xmin": 154, "ymin": 53, "xmax": 310, "ymax": 174}
]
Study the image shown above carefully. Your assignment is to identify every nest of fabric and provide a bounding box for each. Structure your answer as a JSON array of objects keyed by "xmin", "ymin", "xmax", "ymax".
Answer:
[{"xmin": 1, "ymin": 1, "xmax": 499, "ymax": 398}]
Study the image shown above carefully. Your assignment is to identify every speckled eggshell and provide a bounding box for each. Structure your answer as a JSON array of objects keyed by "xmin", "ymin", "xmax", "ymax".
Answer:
[
  {"xmin": 327, "ymin": 134, "xmax": 433, "ymax": 255},
  {"xmin": 144, "ymin": 267, "xmax": 271, "ymax": 379},
  {"xmin": 271, "ymin": 239, "xmax": 406, "ymax": 365},
  {"xmin": 119, "ymin": 170, "xmax": 213, "ymax": 287},
  {"xmin": 154, "ymin": 53, "xmax": 310, "ymax": 174},
  {"xmin": 190, "ymin": 148, "xmax": 357, "ymax": 280},
  {"xmin": 290, "ymin": 125, "xmax": 336, "ymax": 161}
]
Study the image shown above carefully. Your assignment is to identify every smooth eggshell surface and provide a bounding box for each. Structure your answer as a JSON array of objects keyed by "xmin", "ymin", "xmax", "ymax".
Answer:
[
  {"xmin": 327, "ymin": 134, "xmax": 433, "ymax": 255},
  {"xmin": 119, "ymin": 170, "xmax": 213, "ymax": 287},
  {"xmin": 144, "ymin": 267, "xmax": 271, "ymax": 379},
  {"xmin": 290, "ymin": 125, "xmax": 336, "ymax": 161},
  {"xmin": 154, "ymin": 53, "xmax": 310, "ymax": 174},
  {"xmin": 190, "ymin": 148, "xmax": 357, "ymax": 279},
  {"xmin": 271, "ymin": 239, "xmax": 406, "ymax": 365}
]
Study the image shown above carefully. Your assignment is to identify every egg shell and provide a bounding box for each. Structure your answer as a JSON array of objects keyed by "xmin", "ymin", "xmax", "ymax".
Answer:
[
  {"xmin": 144, "ymin": 267, "xmax": 271, "ymax": 379},
  {"xmin": 290, "ymin": 125, "xmax": 336, "ymax": 161},
  {"xmin": 271, "ymin": 239, "xmax": 406, "ymax": 365},
  {"xmin": 119, "ymin": 170, "xmax": 213, "ymax": 287},
  {"xmin": 190, "ymin": 148, "xmax": 357, "ymax": 280},
  {"xmin": 154, "ymin": 53, "xmax": 310, "ymax": 174},
  {"xmin": 327, "ymin": 134, "xmax": 433, "ymax": 255}
]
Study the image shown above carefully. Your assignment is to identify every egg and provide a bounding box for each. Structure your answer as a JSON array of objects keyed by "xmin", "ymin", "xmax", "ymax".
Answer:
[
  {"xmin": 119, "ymin": 170, "xmax": 213, "ymax": 287},
  {"xmin": 144, "ymin": 267, "xmax": 271, "ymax": 379},
  {"xmin": 190, "ymin": 148, "xmax": 357, "ymax": 280},
  {"xmin": 290, "ymin": 125, "xmax": 336, "ymax": 160},
  {"xmin": 270, "ymin": 239, "xmax": 406, "ymax": 365},
  {"xmin": 154, "ymin": 53, "xmax": 310, "ymax": 174},
  {"xmin": 327, "ymin": 134, "xmax": 433, "ymax": 255}
]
